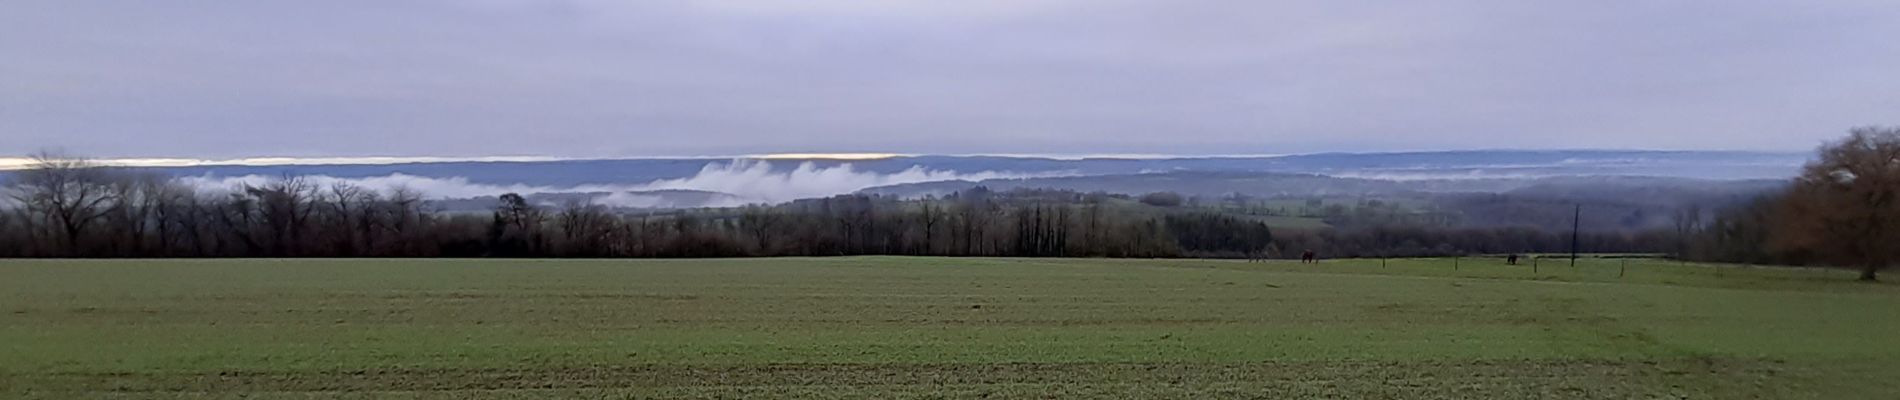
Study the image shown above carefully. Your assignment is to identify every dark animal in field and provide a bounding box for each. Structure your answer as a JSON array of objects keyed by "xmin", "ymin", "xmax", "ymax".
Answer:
[
  {"xmin": 1507, "ymin": 254, "xmax": 1519, "ymax": 265},
  {"xmin": 1301, "ymin": 250, "xmax": 1317, "ymax": 264}
]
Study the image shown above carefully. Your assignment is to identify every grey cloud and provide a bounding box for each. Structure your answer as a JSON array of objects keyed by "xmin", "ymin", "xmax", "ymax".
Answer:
[{"xmin": 2, "ymin": 0, "xmax": 1896, "ymax": 158}]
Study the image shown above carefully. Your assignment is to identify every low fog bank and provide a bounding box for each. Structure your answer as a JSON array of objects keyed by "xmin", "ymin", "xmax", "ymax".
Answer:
[{"xmin": 177, "ymin": 160, "xmax": 1064, "ymax": 208}]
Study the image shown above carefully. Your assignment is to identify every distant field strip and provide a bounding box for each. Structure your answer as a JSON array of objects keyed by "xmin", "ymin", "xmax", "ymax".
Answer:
[{"xmin": 3, "ymin": 257, "xmax": 1897, "ymax": 399}]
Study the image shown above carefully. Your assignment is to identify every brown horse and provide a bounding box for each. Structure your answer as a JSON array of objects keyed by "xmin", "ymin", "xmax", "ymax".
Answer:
[{"xmin": 1301, "ymin": 250, "xmax": 1316, "ymax": 264}]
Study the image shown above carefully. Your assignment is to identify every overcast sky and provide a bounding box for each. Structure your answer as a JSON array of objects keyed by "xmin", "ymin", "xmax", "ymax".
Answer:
[{"xmin": 2, "ymin": 0, "xmax": 1895, "ymax": 159}]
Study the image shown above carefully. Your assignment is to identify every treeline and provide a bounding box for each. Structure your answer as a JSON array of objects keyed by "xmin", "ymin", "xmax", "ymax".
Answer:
[
  {"xmin": 1277, "ymin": 226, "xmax": 1672, "ymax": 259},
  {"xmin": 1675, "ymin": 126, "xmax": 1900, "ymax": 281},
  {"xmin": 0, "ymin": 157, "xmax": 1250, "ymax": 258},
  {"xmin": 1, "ymin": 155, "xmax": 1677, "ymax": 259},
  {"xmin": 0, "ymin": 158, "xmax": 450, "ymax": 258},
  {"xmin": 1677, "ymin": 195, "xmax": 1786, "ymax": 265}
]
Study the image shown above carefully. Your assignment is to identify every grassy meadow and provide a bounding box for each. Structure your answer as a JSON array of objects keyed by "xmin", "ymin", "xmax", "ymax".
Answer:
[{"xmin": 3, "ymin": 256, "xmax": 1898, "ymax": 399}]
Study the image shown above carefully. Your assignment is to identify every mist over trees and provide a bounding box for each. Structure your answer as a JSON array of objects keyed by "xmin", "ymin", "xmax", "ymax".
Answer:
[
  {"xmin": 0, "ymin": 151, "xmax": 1691, "ymax": 259},
  {"xmin": 0, "ymin": 155, "xmax": 1175, "ymax": 258},
  {"xmin": 0, "ymin": 159, "xmax": 1210, "ymax": 258}
]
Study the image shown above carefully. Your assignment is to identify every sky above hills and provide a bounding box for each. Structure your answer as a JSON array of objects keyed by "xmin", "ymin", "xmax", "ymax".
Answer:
[{"xmin": 3, "ymin": 1, "xmax": 1896, "ymax": 158}]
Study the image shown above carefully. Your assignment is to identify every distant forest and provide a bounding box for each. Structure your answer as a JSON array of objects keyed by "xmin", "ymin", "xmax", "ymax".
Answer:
[{"xmin": 1, "ymin": 154, "xmax": 1696, "ymax": 259}]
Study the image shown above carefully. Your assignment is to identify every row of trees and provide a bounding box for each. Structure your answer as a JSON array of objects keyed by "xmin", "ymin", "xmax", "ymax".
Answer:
[
  {"xmin": 1, "ymin": 154, "xmax": 444, "ymax": 258},
  {"xmin": 0, "ymin": 156, "xmax": 1258, "ymax": 258},
  {"xmin": 3, "ymin": 153, "xmax": 1687, "ymax": 260}
]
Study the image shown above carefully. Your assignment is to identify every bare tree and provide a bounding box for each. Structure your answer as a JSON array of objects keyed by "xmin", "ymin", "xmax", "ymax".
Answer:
[
  {"xmin": 145, "ymin": 178, "xmax": 196, "ymax": 257},
  {"xmin": 175, "ymin": 190, "xmax": 214, "ymax": 256},
  {"xmin": 1671, "ymin": 204, "xmax": 1703, "ymax": 258},
  {"xmin": 319, "ymin": 182, "xmax": 368, "ymax": 254},
  {"xmin": 496, "ymin": 193, "xmax": 540, "ymax": 232},
  {"xmin": 740, "ymin": 206, "xmax": 782, "ymax": 254},
  {"xmin": 1776, "ymin": 126, "xmax": 1900, "ymax": 281},
  {"xmin": 351, "ymin": 189, "xmax": 385, "ymax": 253},
  {"xmin": 917, "ymin": 199, "xmax": 942, "ymax": 255},
  {"xmin": 490, "ymin": 193, "xmax": 544, "ymax": 255},
  {"xmin": 101, "ymin": 172, "xmax": 176, "ymax": 256},
  {"xmin": 385, "ymin": 186, "xmax": 426, "ymax": 255},
  {"xmin": 557, "ymin": 201, "xmax": 614, "ymax": 256},
  {"xmin": 0, "ymin": 194, "xmax": 22, "ymax": 256},
  {"xmin": 6, "ymin": 152, "xmax": 119, "ymax": 256},
  {"xmin": 955, "ymin": 196, "xmax": 996, "ymax": 255},
  {"xmin": 242, "ymin": 176, "xmax": 318, "ymax": 256}
]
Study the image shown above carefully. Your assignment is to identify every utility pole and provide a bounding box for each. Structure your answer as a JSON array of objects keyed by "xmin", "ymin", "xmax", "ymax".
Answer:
[{"xmin": 1570, "ymin": 203, "xmax": 1581, "ymax": 268}]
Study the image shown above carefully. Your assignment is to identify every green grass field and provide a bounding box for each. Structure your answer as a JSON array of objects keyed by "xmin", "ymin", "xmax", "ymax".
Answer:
[{"xmin": 4, "ymin": 257, "xmax": 1899, "ymax": 399}]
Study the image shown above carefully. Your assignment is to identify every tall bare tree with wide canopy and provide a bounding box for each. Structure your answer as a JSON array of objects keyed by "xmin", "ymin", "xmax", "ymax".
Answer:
[
  {"xmin": 6, "ymin": 152, "xmax": 120, "ymax": 256},
  {"xmin": 1776, "ymin": 126, "xmax": 1900, "ymax": 281}
]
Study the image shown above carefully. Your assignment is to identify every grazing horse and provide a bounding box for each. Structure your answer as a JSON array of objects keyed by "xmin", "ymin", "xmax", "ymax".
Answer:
[
  {"xmin": 1301, "ymin": 250, "xmax": 1317, "ymax": 264},
  {"xmin": 1507, "ymin": 254, "xmax": 1519, "ymax": 265}
]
